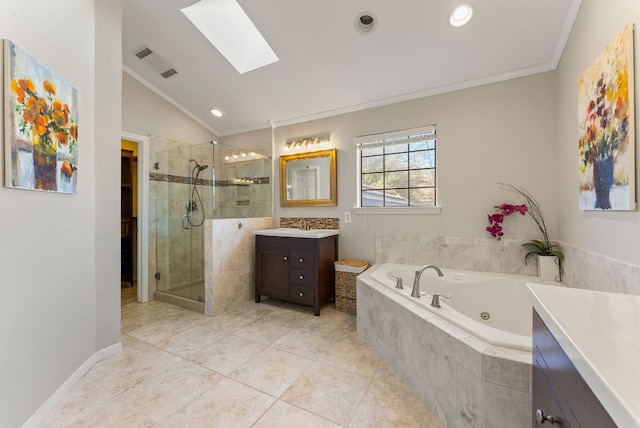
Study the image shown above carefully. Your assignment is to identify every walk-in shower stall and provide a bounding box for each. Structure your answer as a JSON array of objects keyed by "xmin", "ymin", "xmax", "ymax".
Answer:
[{"xmin": 153, "ymin": 140, "xmax": 272, "ymax": 309}]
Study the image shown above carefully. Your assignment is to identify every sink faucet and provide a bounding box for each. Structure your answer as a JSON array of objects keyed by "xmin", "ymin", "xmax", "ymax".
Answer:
[
  {"xmin": 298, "ymin": 218, "xmax": 310, "ymax": 230},
  {"xmin": 411, "ymin": 265, "xmax": 444, "ymax": 298}
]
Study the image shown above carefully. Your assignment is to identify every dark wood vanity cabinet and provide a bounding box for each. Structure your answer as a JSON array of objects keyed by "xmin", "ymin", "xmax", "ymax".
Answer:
[
  {"xmin": 255, "ymin": 234, "xmax": 338, "ymax": 316},
  {"xmin": 532, "ymin": 311, "xmax": 615, "ymax": 427}
]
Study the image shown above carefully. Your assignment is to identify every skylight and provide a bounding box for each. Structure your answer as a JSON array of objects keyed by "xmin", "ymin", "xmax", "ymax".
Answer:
[{"xmin": 181, "ymin": 0, "xmax": 279, "ymax": 74}]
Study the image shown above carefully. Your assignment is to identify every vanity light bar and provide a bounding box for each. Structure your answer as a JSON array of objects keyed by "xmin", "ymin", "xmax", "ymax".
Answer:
[{"xmin": 284, "ymin": 137, "xmax": 329, "ymax": 150}]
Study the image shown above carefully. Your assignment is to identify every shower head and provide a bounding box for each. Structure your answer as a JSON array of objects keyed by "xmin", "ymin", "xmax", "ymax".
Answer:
[{"xmin": 190, "ymin": 159, "xmax": 209, "ymax": 172}]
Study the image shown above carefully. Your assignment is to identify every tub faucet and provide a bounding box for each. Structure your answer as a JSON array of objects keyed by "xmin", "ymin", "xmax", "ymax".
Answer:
[
  {"xmin": 390, "ymin": 274, "xmax": 403, "ymax": 289},
  {"xmin": 411, "ymin": 265, "xmax": 444, "ymax": 298},
  {"xmin": 430, "ymin": 293, "xmax": 452, "ymax": 308}
]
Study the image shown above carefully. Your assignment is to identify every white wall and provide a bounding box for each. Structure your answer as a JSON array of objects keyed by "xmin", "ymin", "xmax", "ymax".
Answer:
[
  {"xmin": 0, "ymin": 1, "xmax": 121, "ymax": 425},
  {"xmin": 557, "ymin": 0, "xmax": 640, "ymax": 265},
  {"xmin": 122, "ymin": 72, "xmax": 216, "ymax": 145},
  {"xmin": 95, "ymin": 0, "xmax": 123, "ymax": 353},
  {"xmin": 272, "ymin": 72, "xmax": 558, "ymax": 262}
]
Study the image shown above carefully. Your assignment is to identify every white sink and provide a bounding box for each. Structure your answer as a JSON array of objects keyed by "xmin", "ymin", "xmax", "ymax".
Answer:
[{"xmin": 253, "ymin": 228, "xmax": 339, "ymax": 239}]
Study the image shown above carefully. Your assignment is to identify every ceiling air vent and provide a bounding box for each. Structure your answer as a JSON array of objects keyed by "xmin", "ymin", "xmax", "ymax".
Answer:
[{"xmin": 133, "ymin": 46, "xmax": 178, "ymax": 79}]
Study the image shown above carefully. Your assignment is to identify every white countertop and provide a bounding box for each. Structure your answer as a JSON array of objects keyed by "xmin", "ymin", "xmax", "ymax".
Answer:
[
  {"xmin": 527, "ymin": 283, "xmax": 640, "ymax": 427},
  {"xmin": 253, "ymin": 228, "xmax": 339, "ymax": 239}
]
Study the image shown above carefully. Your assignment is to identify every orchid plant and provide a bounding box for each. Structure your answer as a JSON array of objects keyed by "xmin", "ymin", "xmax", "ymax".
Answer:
[{"xmin": 487, "ymin": 184, "xmax": 564, "ymax": 264}]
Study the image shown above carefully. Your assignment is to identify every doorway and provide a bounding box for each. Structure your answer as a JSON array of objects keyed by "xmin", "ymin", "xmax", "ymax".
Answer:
[
  {"xmin": 121, "ymin": 140, "xmax": 138, "ymax": 304},
  {"xmin": 121, "ymin": 132, "xmax": 150, "ymax": 304}
]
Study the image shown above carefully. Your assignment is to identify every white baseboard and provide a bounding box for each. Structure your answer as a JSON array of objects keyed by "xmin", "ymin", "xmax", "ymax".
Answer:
[{"xmin": 22, "ymin": 342, "xmax": 122, "ymax": 428}]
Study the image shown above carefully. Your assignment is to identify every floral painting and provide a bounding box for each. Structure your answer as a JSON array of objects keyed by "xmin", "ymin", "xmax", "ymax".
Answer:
[
  {"xmin": 578, "ymin": 24, "xmax": 635, "ymax": 210},
  {"xmin": 4, "ymin": 40, "xmax": 78, "ymax": 194}
]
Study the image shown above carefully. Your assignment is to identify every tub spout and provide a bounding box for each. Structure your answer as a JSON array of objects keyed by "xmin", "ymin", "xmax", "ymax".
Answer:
[{"xmin": 411, "ymin": 265, "xmax": 444, "ymax": 298}]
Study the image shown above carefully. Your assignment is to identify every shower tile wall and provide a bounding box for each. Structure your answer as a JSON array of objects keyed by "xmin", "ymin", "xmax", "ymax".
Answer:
[{"xmin": 215, "ymin": 142, "xmax": 272, "ymax": 219}]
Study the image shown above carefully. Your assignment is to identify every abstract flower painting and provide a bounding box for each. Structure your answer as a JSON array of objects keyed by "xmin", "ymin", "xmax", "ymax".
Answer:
[
  {"xmin": 4, "ymin": 40, "xmax": 78, "ymax": 194},
  {"xmin": 578, "ymin": 24, "xmax": 635, "ymax": 210}
]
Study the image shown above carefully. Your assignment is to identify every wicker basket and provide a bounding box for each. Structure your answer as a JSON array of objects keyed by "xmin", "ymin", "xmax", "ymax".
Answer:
[{"xmin": 335, "ymin": 259, "xmax": 370, "ymax": 315}]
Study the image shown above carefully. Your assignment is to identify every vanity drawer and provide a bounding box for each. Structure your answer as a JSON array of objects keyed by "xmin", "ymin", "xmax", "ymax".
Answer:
[
  {"xmin": 290, "ymin": 268, "xmax": 314, "ymax": 286},
  {"xmin": 290, "ymin": 285, "xmax": 314, "ymax": 305},
  {"xmin": 290, "ymin": 251, "xmax": 314, "ymax": 268}
]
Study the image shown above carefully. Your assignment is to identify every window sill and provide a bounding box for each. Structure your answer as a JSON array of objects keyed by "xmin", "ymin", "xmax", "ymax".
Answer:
[{"xmin": 353, "ymin": 206, "xmax": 441, "ymax": 215}]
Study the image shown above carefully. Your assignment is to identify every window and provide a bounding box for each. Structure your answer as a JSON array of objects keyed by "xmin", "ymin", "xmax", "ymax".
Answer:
[{"xmin": 355, "ymin": 126, "xmax": 437, "ymax": 208}]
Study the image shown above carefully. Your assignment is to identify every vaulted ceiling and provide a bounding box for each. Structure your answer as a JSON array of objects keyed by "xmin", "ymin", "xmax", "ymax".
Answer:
[{"xmin": 122, "ymin": 0, "xmax": 581, "ymax": 136}]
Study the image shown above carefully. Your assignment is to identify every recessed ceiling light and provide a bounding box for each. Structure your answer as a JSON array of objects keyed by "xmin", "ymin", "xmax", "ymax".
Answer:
[
  {"xmin": 449, "ymin": 4, "xmax": 473, "ymax": 27},
  {"xmin": 210, "ymin": 108, "xmax": 225, "ymax": 118},
  {"xmin": 181, "ymin": 0, "xmax": 279, "ymax": 74}
]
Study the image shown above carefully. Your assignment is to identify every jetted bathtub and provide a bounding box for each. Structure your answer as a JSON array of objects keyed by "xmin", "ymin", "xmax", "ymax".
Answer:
[
  {"xmin": 368, "ymin": 262, "xmax": 534, "ymax": 351},
  {"xmin": 357, "ymin": 262, "xmax": 543, "ymax": 427}
]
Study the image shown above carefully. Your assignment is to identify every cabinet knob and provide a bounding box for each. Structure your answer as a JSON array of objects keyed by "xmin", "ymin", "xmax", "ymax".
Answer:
[
  {"xmin": 299, "ymin": 292, "xmax": 304, "ymax": 297},
  {"xmin": 283, "ymin": 256, "xmax": 288, "ymax": 261},
  {"xmin": 299, "ymin": 258, "xmax": 304, "ymax": 263},
  {"xmin": 536, "ymin": 409, "xmax": 555, "ymax": 424},
  {"xmin": 299, "ymin": 275, "xmax": 304, "ymax": 280}
]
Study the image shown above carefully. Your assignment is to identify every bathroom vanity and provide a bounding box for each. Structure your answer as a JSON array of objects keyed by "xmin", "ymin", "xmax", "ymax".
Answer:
[
  {"xmin": 528, "ymin": 284, "xmax": 640, "ymax": 427},
  {"xmin": 254, "ymin": 228, "xmax": 339, "ymax": 316}
]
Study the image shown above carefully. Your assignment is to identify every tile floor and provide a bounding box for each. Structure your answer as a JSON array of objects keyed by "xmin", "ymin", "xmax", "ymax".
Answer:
[{"xmin": 39, "ymin": 297, "xmax": 444, "ymax": 427}]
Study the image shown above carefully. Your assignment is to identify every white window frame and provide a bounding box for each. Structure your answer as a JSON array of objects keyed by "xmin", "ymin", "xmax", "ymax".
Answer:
[{"xmin": 354, "ymin": 125, "xmax": 440, "ymax": 215}]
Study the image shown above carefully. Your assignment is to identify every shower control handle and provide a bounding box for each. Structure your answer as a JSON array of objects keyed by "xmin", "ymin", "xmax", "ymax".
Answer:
[{"xmin": 182, "ymin": 214, "xmax": 191, "ymax": 230}]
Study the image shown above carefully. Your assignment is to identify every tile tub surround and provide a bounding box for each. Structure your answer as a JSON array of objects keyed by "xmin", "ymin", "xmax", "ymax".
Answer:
[
  {"xmin": 205, "ymin": 217, "xmax": 275, "ymax": 316},
  {"xmin": 375, "ymin": 234, "xmax": 640, "ymax": 296},
  {"xmin": 357, "ymin": 267, "xmax": 532, "ymax": 428},
  {"xmin": 375, "ymin": 234, "xmax": 538, "ymax": 276},
  {"xmin": 560, "ymin": 243, "xmax": 640, "ymax": 295},
  {"xmin": 40, "ymin": 299, "xmax": 444, "ymax": 427}
]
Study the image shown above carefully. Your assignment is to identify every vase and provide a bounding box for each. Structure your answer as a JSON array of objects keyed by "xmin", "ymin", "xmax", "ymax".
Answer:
[
  {"xmin": 32, "ymin": 134, "xmax": 58, "ymax": 191},
  {"xmin": 537, "ymin": 255, "xmax": 559, "ymax": 282},
  {"xmin": 593, "ymin": 156, "xmax": 614, "ymax": 209}
]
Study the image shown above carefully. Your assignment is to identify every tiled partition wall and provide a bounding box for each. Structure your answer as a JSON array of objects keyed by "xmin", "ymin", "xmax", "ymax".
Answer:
[
  {"xmin": 204, "ymin": 217, "xmax": 275, "ymax": 316},
  {"xmin": 375, "ymin": 234, "xmax": 640, "ymax": 294}
]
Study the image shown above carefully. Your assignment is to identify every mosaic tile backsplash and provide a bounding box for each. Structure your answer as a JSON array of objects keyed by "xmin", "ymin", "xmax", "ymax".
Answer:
[{"xmin": 279, "ymin": 217, "xmax": 340, "ymax": 230}]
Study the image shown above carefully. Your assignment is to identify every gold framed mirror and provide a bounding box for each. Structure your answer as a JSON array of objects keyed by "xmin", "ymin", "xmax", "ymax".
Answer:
[{"xmin": 280, "ymin": 148, "xmax": 337, "ymax": 207}]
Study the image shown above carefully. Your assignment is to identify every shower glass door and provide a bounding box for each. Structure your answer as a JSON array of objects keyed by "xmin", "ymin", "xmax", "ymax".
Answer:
[{"xmin": 155, "ymin": 142, "xmax": 214, "ymax": 302}]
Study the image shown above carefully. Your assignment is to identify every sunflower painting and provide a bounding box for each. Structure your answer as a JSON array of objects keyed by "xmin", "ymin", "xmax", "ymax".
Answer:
[
  {"xmin": 4, "ymin": 40, "xmax": 78, "ymax": 194},
  {"xmin": 578, "ymin": 24, "xmax": 635, "ymax": 210}
]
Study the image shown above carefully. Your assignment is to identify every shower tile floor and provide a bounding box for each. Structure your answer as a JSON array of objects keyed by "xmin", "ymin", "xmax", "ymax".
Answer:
[
  {"xmin": 158, "ymin": 280, "xmax": 205, "ymax": 302},
  {"xmin": 40, "ymin": 298, "xmax": 444, "ymax": 427}
]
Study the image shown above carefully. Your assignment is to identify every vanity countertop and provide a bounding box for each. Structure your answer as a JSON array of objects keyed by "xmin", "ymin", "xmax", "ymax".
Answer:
[
  {"xmin": 253, "ymin": 228, "xmax": 339, "ymax": 239},
  {"xmin": 527, "ymin": 283, "xmax": 640, "ymax": 427}
]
